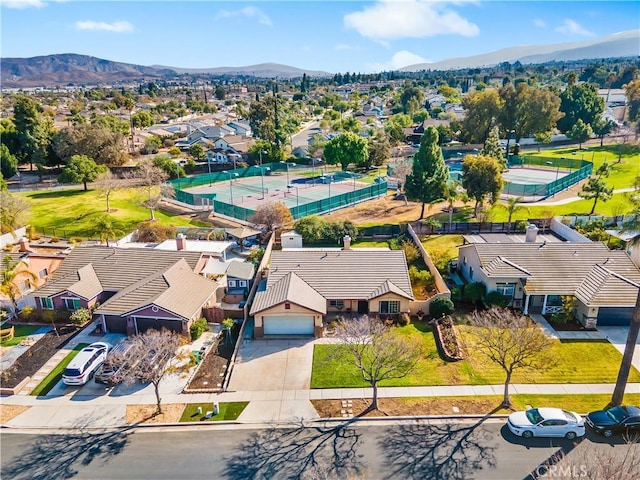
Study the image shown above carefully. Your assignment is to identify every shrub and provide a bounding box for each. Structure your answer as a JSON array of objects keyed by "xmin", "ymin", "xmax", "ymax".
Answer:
[
  {"xmin": 400, "ymin": 239, "xmax": 420, "ymax": 265},
  {"xmin": 398, "ymin": 313, "xmax": 411, "ymax": 326},
  {"xmin": 409, "ymin": 265, "xmax": 433, "ymax": 288},
  {"xmin": 19, "ymin": 306, "xmax": 34, "ymax": 321},
  {"xmin": 429, "ymin": 297, "xmax": 454, "ymax": 319},
  {"xmin": 135, "ymin": 222, "xmax": 177, "ymax": 242},
  {"xmin": 69, "ymin": 308, "xmax": 91, "ymax": 325},
  {"xmin": 463, "ymin": 282, "xmax": 486, "ymax": 305},
  {"xmin": 484, "ymin": 291, "xmax": 509, "ymax": 308},
  {"xmin": 247, "ymin": 248, "xmax": 265, "ymax": 265},
  {"xmin": 190, "ymin": 317, "xmax": 209, "ymax": 340},
  {"xmin": 40, "ymin": 310, "xmax": 56, "ymax": 324}
]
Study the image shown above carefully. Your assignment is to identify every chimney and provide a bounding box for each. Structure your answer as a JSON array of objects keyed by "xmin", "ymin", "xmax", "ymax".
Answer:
[
  {"xmin": 176, "ymin": 233, "xmax": 187, "ymax": 251},
  {"xmin": 525, "ymin": 224, "xmax": 538, "ymax": 243},
  {"xmin": 343, "ymin": 235, "xmax": 351, "ymax": 250},
  {"xmin": 18, "ymin": 237, "xmax": 33, "ymax": 253}
]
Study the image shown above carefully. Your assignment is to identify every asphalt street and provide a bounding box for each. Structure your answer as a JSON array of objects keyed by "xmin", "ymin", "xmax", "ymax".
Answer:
[{"xmin": 1, "ymin": 421, "xmax": 631, "ymax": 480}]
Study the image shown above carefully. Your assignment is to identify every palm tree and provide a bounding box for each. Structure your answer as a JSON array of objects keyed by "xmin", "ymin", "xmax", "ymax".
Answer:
[
  {"xmin": 610, "ymin": 222, "xmax": 640, "ymax": 407},
  {"xmin": 444, "ymin": 181, "xmax": 461, "ymax": 232},
  {"xmin": 1, "ymin": 255, "xmax": 37, "ymax": 317},
  {"xmin": 502, "ymin": 196, "xmax": 528, "ymax": 232},
  {"xmin": 94, "ymin": 215, "xmax": 123, "ymax": 247}
]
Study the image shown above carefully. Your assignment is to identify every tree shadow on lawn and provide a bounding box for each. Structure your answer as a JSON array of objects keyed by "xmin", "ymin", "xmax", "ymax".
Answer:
[
  {"xmin": 0, "ymin": 411, "xmax": 151, "ymax": 480},
  {"xmin": 223, "ymin": 419, "xmax": 364, "ymax": 480},
  {"xmin": 379, "ymin": 407, "xmax": 500, "ymax": 480},
  {"xmin": 27, "ymin": 189, "xmax": 88, "ymax": 200}
]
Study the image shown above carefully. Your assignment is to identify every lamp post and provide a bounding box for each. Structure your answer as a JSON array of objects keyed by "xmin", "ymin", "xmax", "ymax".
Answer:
[
  {"xmin": 254, "ymin": 165, "xmax": 270, "ymax": 200},
  {"xmin": 222, "ymin": 170, "xmax": 237, "ymax": 204},
  {"xmin": 287, "ymin": 183, "xmax": 299, "ymax": 215},
  {"xmin": 259, "ymin": 149, "xmax": 267, "ymax": 166},
  {"xmin": 280, "ymin": 161, "xmax": 291, "ymax": 188},
  {"xmin": 321, "ymin": 175, "xmax": 332, "ymax": 213},
  {"xmin": 207, "ymin": 156, "xmax": 213, "ymax": 186}
]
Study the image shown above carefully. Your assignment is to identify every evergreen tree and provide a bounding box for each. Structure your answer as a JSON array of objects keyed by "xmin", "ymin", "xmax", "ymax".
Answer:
[
  {"xmin": 405, "ymin": 126, "xmax": 450, "ymax": 219},
  {"xmin": 481, "ymin": 126, "xmax": 505, "ymax": 168}
]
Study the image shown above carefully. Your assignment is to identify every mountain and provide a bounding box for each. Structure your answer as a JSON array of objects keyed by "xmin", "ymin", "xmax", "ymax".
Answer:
[
  {"xmin": 0, "ymin": 54, "xmax": 177, "ymax": 87},
  {"xmin": 151, "ymin": 62, "xmax": 329, "ymax": 78},
  {"xmin": 400, "ymin": 30, "xmax": 640, "ymax": 72},
  {"xmin": 0, "ymin": 54, "xmax": 330, "ymax": 87}
]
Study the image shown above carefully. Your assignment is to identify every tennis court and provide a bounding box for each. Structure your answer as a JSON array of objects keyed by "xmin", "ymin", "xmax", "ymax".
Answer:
[
  {"xmin": 502, "ymin": 166, "xmax": 570, "ymax": 185},
  {"xmin": 171, "ymin": 163, "xmax": 387, "ymax": 221}
]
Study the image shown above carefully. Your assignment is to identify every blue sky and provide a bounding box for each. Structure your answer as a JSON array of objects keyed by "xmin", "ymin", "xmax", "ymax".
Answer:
[{"xmin": 1, "ymin": 1, "xmax": 638, "ymax": 73}]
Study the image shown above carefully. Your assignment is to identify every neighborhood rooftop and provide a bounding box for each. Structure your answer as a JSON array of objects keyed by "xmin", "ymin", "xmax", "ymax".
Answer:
[{"xmin": 266, "ymin": 249, "xmax": 414, "ymax": 300}]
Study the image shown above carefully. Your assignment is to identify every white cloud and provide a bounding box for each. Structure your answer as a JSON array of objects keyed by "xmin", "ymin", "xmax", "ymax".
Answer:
[
  {"xmin": 344, "ymin": 0, "xmax": 479, "ymax": 41},
  {"xmin": 555, "ymin": 18, "xmax": 593, "ymax": 36},
  {"xmin": 372, "ymin": 50, "xmax": 430, "ymax": 72},
  {"xmin": 215, "ymin": 6, "xmax": 272, "ymax": 26},
  {"xmin": 75, "ymin": 20, "xmax": 134, "ymax": 33},
  {"xmin": 0, "ymin": 0, "xmax": 45, "ymax": 9},
  {"xmin": 533, "ymin": 18, "xmax": 546, "ymax": 28}
]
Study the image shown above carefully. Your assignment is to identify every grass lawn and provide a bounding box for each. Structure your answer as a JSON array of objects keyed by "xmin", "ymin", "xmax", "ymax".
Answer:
[
  {"xmin": 30, "ymin": 343, "xmax": 89, "ymax": 396},
  {"xmin": 0, "ymin": 325, "xmax": 41, "ymax": 347},
  {"xmin": 21, "ymin": 187, "xmax": 210, "ymax": 239},
  {"xmin": 311, "ymin": 323, "xmax": 640, "ymax": 389},
  {"xmin": 420, "ymin": 234, "xmax": 464, "ymax": 269},
  {"xmin": 179, "ymin": 402, "xmax": 249, "ymax": 422},
  {"xmin": 527, "ymin": 145, "xmax": 639, "ymax": 190},
  {"xmin": 352, "ymin": 239, "xmax": 392, "ymax": 248}
]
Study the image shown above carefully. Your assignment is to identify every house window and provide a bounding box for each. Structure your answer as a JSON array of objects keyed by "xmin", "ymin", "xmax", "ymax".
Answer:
[
  {"xmin": 238, "ymin": 280, "xmax": 247, "ymax": 287},
  {"xmin": 329, "ymin": 300, "xmax": 345, "ymax": 309},
  {"xmin": 40, "ymin": 297, "xmax": 53, "ymax": 310},
  {"xmin": 469, "ymin": 267, "xmax": 474, "ymax": 280},
  {"xmin": 496, "ymin": 283, "xmax": 516, "ymax": 299},
  {"xmin": 18, "ymin": 279, "xmax": 31, "ymax": 293},
  {"xmin": 379, "ymin": 300, "xmax": 400, "ymax": 314},
  {"xmin": 463, "ymin": 256, "xmax": 467, "ymax": 265},
  {"xmin": 228, "ymin": 280, "xmax": 237, "ymax": 288},
  {"xmin": 63, "ymin": 298, "xmax": 82, "ymax": 311},
  {"xmin": 285, "ymin": 303, "xmax": 291, "ymax": 310},
  {"xmin": 38, "ymin": 268, "xmax": 49, "ymax": 279}
]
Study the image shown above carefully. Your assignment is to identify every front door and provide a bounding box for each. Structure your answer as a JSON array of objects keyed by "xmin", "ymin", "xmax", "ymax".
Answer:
[{"xmin": 357, "ymin": 301, "xmax": 368, "ymax": 314}]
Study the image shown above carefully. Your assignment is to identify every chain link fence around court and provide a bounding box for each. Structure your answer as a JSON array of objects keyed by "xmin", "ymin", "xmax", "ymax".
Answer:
[
  {"xmin": 168, "ymin": 162, "xmax": 388, "ymax": 221},
  {"xmin": 504, "ymin": 155, "xmax": 593, "ymax": 197}
]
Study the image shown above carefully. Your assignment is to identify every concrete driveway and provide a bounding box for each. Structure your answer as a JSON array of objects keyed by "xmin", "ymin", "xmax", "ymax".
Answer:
[
  {"xmin": 228, "ymin": 338, "xmax": 315, "ymax": 391},
  {"xmin": 598, "ymin": 326, "xmax": 640, "ymax": 371}
]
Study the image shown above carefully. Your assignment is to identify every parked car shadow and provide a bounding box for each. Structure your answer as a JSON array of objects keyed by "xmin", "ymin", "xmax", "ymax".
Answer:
[
  {"xmin": 0, "ymin": 412, "xmax": 132, "ymax": 480},
  {"xmin": 500, "ymin": 424, "xmax": 580, "ymax": 449},
  {"xmin": 379, "ymin": 411, "xmax": 499, "ymax": 480},
  {"xmin": 223, "ymin": 419, "xmax": 364, "ymax": 480}
]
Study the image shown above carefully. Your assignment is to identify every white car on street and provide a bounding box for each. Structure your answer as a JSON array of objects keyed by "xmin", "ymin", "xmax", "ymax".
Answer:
[{"xmin": 507, "ymin": 407, "xmax": 585, "ymax": 440}]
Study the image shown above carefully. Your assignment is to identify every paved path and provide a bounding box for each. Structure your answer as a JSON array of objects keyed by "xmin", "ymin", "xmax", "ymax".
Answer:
[{"xmin": 516, "ymin": 187, "xmax": 634, "ymax": 206}]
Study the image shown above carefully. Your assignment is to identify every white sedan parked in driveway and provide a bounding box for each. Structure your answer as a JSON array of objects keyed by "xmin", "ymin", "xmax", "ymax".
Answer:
[{"xmin": 507, "ymin": 407, "xmax": 585, "ymax": 440}]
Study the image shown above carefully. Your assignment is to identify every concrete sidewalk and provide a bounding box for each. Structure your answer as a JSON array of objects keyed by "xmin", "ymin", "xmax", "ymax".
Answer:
[{"xmin": 4, "ymin": 382, "xmax": 639, "ymax": 429}]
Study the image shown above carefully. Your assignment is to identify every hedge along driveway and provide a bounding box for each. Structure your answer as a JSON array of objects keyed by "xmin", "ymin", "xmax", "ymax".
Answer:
[{"xmin": 310, "ymin": 323, "xmax": 640, "ymax": 389}]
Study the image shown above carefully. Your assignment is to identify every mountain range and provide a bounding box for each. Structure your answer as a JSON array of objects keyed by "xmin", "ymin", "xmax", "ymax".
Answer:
[
  {"xmin": 1, "ymin": 29, "xmax": 638, "ymax": 87},
  {"xmin": 400, "ymin": 30, "xmax": 639, "ymax": 71}
]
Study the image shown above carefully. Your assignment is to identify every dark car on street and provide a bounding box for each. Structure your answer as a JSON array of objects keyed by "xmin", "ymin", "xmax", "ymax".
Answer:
[{"xmin": 586, "ymin": 405, "xmax": 640, "ymax": 437}]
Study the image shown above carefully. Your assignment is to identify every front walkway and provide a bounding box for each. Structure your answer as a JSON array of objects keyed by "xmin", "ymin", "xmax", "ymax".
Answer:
[{"xmin": 530, "ymin": 314, "xmax": 604, "ymax": 340}]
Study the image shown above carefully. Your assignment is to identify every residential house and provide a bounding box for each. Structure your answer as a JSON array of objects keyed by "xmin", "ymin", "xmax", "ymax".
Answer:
[
  {"xmin": 227, "ymin": 121, "xmax": 252, "ymax": 137},
  {"xmin": 457, "ymin": 239, "xmax": 640, "ymax": 327},
  {"xmin": 250, "ymin": 237, "xmax": 414, "ymax": 337},
  {"xmin": 214, "ymin": 135, "xmax": 254, "ymax": 157},
  {"xmin": 31, "ymin": 246, "xmax": 219, "ymax": 335}
]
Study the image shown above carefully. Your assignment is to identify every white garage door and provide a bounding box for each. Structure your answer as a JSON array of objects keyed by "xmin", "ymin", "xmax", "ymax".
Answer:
[{"xmin": 263, "ymin": 315, "xmax": 315, "ymax": 335}]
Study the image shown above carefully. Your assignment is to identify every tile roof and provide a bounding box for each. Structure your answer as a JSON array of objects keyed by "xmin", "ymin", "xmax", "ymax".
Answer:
[
  {"xmin": 266, "ymin": 249, "xmax": 413, "ymax": 300},
  {"xmin": 463, "ymin": 242, "xmax": 640, "ymax": 303},
  {"xmin": 34, "ymin": 245, "xmax": 204, "ymax": 298},
  {"xmin": 226, "ymin": 261, "xmax": 255, "ymax": 280},
  {"xmin": 250, "ymin": 271, "xmax": 326, "ymax": 315},
  {"xmin": 95, "ymin": 259, "xmax": 218, "ymax": 319},
  {"xmin": 575, "ymin": 264, "xmax": 640, "ymax": 307}
]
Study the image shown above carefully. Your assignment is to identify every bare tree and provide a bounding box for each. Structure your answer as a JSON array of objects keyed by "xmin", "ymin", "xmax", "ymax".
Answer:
[
  {"xmin": 392, "ymin": 160, "xmax": 412, "ymax": 206},
  {"xmin": 249, "ymin": 201, "xmax": 293, "ymax": 232},
  {"xmin": 536, "ymin": 438, "xmax": 640, "ymax": 480},
  {"xmin": 116, "ymin": 329, "xmax": 190, "ymax": 415},
  {"xmin": 334, "ymin": 315, "xmax": 423, "ymax": 412},
  {"xmin": 467, "ymin": 308, "xmax": 553, "ymax": 408},
  {"xmin": 94, "ymin": 170, "xmax": 127, "ymax": 213},
  {"xmin": 132, "ymin": 160, "xmax": 170, "ymax": 221}
]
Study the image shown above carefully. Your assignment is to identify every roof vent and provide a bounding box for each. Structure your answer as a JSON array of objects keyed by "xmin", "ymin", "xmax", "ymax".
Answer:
[
  {"xmin": 538, "ymin": 240, "xmax": 547, "ymax": 249},
  {"xmin": 573, "ymin": 250, "xmax": 578, "ymax": 256},
  {"xmin": 525, "ymin": 224, "xmax": 538, "ymax": 243}
]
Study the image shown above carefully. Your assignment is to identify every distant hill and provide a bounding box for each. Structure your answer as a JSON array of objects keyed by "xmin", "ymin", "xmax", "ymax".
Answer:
[
  {"xmin": 151, "ymin": 62, "xmax": 329, "ymax": 78},
  {"xmin": 0, "ymin": 54, "xmax": 177, "ymax": 87},
  {"xmin": 400, "ymin": 30, "xmax": 640, "ymax": 72},
  {"xmin": 0, "ymin": 54, "xmax": 330, "ymax": 87}
]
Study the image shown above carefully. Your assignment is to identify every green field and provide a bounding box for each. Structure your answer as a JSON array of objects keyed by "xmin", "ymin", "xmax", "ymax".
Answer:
[
  {"xmin": 311, "ymin": 322, "xmax": 640, "ymax": 388},
  {"xmin": 21, "ymin": 187, "xmax": 209, "ymax": 238}
]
